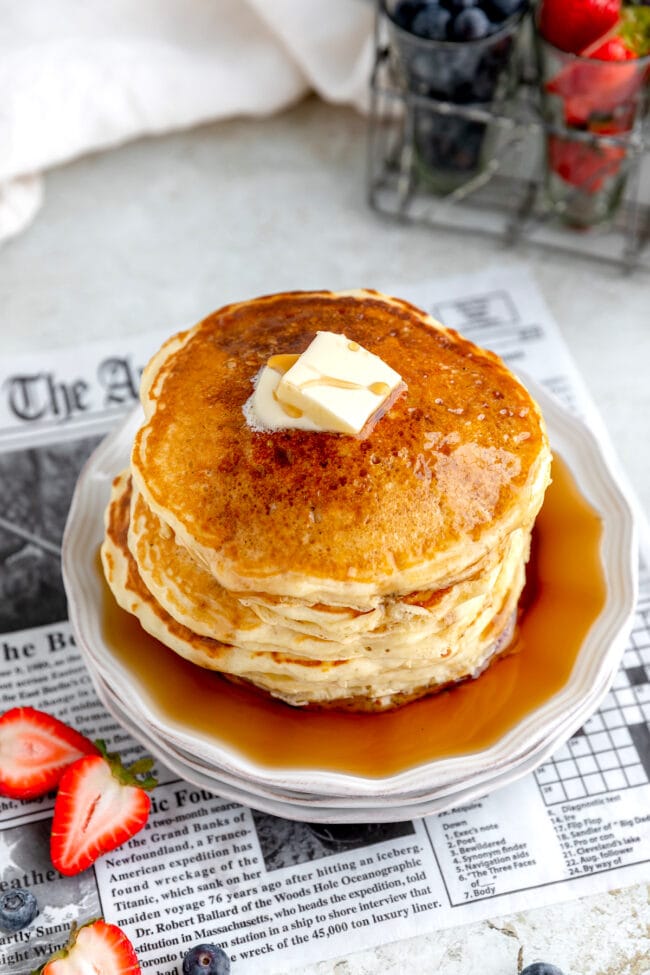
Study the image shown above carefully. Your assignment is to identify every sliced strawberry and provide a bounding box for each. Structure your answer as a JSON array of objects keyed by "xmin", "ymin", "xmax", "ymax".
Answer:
[
  {"xmin": 538, "ymin": 0, "xmax": 620, "ymax": 55},
  {"xmin": 0, "ymin": 707, "xmax": 99, "ymax": 800},
  {"xmin": 586, "ymin": 36, "xmax": 636, "ymax": 61},
  {"xmin": 50, "ymin": 743, "xmax": 156, "ymax": 876},
  {"xmin": 546, "ymin": 34, "xmax": 642, "ymax": 127},
  {"xmin": 562, "ymin": 91, "xmax": 638, "ymax": 129},
  {"xmin": 34, "ymin": 918, "xmax": 140, "ymax": 974},
  {"xmin": 548, "ymin": 134, "xmax": 625, "ymax": 192}
]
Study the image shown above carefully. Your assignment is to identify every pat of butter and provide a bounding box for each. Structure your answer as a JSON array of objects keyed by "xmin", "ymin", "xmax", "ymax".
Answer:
[
  {"xmin": 245, "ymin": 361, "xmax": 321, "ymax": 432},
  {"xmin": 276, "ymin": 331, "xmax": 404, "ymax": 435}
]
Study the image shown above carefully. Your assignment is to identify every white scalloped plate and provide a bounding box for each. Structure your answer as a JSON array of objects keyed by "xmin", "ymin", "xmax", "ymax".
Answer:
[
  {"xmin": 63, "ymin": 378, "xmax": 637, "ymax": 807},
  {"xmin": 89, "ymin": 665, "xmax": 588, "ymax": 824},
  {"xmin": 84, "ymin": 632, "xmax": 613, "ymax": 813}
]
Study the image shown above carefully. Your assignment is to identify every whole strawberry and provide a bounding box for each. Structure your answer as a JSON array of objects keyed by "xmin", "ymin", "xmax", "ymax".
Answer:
[
  {"xmin": 0, "ymin": 707, "xmax": 98, "ymax": 799},
  {"xmin": 50, "ymin": 742, "xmax": 156, "ymax": 876},
  {"xmin": 32, "ymin": 918, "xmax": 140, "ymax": 974},
  {"xmin": 538, "ymin": 0, "xmax": 620, "ymax": 54}
]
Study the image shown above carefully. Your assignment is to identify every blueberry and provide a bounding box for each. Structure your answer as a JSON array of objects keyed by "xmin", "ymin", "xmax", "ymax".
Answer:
[
  {"xmin": 182, "ymin": 944, "xmax": 231, "ymax": 975},
  {"xmin": 451, "ymin": 7, "xmax": 493, "ymax": 39},
  {"xmin": 521, "ymin": 965, "xmax": 566, "ymax": 975},
  {"xmin": 412, "ymin": 5, "xmax": 452, "ymax": 39},
  {"xmin": 445, "ymin": 0, "xmax": 479, "ymax": 12},
  {"xmin": 390, "ymin": 0, "xmax": 426, "ymax": 31},
  {"xmin": 482, "ymin": 0, "xmax": 527, "ymax": 19},
  {"xmin": 471, "ymin": 63, "xmax": 499, "ymax": 100},
  {"xmin": 0, "ymin": 890, "xmax": 39, "ymax": 933},
  {"xmin": 415, "ymin": 112, "xmax": 485, "ymax": 172}
]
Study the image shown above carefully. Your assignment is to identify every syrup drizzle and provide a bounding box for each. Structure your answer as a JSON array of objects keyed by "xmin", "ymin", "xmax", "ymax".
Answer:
[
  {"xmin": 271, "ymin": 389, "xmax": 303, "ymax": 419},
  {"xmin": 269, "ymin": 351, "xmax": 393, "ymax": 399},
  {"xmin": 267, "ymin": 353, "xmax": 300, "ymax": 374}
]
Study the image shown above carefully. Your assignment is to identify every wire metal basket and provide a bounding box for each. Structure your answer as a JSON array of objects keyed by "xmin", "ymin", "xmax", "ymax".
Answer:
[{"xmin": 367, "ymin": 3, "xmax": 650, "ymax": 272}]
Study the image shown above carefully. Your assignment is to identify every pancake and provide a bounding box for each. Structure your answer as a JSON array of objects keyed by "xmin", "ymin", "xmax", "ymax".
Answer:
[
  {"xmin": 102, "ymin": 471, "xmax": 522, "ymax": 709},
  {"xmin": 128, "ymin": 476, "xmax": 529, "ymax": 660},
  {"xmin": 131, "ymin": 289, "xmax": 550, "ymax": 606},
  {"xmin": 102, "ymin": 288, "xmax": 552, "ymax": 710}
]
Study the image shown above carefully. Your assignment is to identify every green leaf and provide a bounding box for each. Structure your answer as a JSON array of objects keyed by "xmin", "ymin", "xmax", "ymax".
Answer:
[
  {"xmin": 620, "ymin": 5, "xmax": 650, "ymax": 56},
  {"xmin": 93, "ymin": 740, "xmax": 158, "ymax": 790}
]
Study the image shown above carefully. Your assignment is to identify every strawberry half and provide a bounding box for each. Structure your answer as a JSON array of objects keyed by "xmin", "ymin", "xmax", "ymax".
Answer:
[
  {"xmin": 0, "ymin": 707, "xmax": 99, "ymax": 799},
  {"xmin": 548, "ymin": 134, "xmax": 625, "ymax": 192},
  {"xmin": 547, "ymin": 34, "xmax": 641, "ymax": 127},
  {"xmin": 50, "ymin": 743, "xmax": 157, "ymax": 876},
  {"xmin": 33, "ymin": 918, "xmax": 141, "ymax": 974},
  {"xmin": 538, "ymin": 0, "xmax": 620, "ymax": 55}
]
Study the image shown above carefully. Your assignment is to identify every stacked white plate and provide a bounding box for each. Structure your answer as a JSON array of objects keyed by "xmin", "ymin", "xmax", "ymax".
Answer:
[{"xmin": 62, "ymin": 381, "xmax": 637, "ymax": 823}]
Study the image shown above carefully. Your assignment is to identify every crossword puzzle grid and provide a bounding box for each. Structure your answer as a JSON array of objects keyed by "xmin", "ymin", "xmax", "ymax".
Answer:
[{"xmin": 535, "ymin": 590, "xmax": 650, "ymax": 805}]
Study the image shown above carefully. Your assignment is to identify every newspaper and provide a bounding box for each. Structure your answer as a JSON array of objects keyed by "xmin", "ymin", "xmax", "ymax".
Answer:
[{"xmin": 1, "ymin": 267, "xmax": 649, "ymax": 974}]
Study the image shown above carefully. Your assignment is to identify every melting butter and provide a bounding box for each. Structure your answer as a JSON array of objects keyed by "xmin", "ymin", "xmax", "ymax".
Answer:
[
  {"xmin": 267, "ymin": 353, "xmax": 300, "ymax": 374},
  {"xmin": 277, "ymin": 332, "xmax": 404, "ymax": 435},
  {"xmin": 244, "ymin": 331, "xmax": 404, "ymax": 435},
  {"xmin": 245, "ymin": 361, "xmax": 320, "ymax": 432},
  {"xmin": 272, "ymin": 388, "xmax": 303, "ymax": 419}
]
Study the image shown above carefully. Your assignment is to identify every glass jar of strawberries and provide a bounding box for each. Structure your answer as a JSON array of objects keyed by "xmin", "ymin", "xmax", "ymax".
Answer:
[{"xmin": 536, "ymin": 0, "xmax": 650, "ymax": 228}]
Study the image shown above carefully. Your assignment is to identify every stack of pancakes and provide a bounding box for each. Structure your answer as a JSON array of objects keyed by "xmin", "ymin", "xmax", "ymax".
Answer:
[{"xmin": 101, "ymin": 290, "xmax": 552, "ymax": 711}]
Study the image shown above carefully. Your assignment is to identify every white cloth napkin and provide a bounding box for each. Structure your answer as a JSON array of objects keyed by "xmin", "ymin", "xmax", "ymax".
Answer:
[{"xmin": 0, "ymin": 0, "xmax": 374, "ymax": 242}]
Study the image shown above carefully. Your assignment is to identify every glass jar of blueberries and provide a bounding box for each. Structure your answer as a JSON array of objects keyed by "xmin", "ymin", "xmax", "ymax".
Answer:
[{"xmin": 384, "ymin": 0, "xmax": 529, "ymax": 192}]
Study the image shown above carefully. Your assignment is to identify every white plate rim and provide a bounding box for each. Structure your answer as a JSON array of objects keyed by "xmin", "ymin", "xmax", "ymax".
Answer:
[
  {"xmin": 62, "ymin": 378, "xmax": 638, "ymax": 798},
  {"xmin": 91, "ymin": 659, "xmax": 604, "ymax": 824}
]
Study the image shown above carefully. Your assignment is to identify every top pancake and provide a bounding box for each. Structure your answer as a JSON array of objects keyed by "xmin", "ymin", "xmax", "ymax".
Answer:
[{"xmin": 131, "ymin": 290, "xmax": 551, "ymax": 604}]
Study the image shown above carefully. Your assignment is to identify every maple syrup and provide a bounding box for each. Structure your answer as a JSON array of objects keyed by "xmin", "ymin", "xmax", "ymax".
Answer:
[
  {"xmin": 267, "ymin": 353, "xmax": 300, "ymax": 373},
  {"xmin": 99, "ymin": 454, "xmax": 605, "ymax": 777}
]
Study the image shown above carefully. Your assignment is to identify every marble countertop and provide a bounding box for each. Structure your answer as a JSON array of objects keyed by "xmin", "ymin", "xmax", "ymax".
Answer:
[{"xmin": 1, "ymin": 98, "xmax": 648, "ymax": 974}]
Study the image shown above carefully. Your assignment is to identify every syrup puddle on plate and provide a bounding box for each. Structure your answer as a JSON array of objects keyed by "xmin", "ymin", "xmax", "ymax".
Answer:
[{"xmin": 99, "ymin": 454, "xmax": 605, "ymax": 777}]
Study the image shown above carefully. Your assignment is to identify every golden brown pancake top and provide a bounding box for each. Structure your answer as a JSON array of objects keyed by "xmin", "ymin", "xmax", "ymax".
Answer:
[{"xmin": 133, "ymin": 290, "xmax": 548, "ymax": 590}]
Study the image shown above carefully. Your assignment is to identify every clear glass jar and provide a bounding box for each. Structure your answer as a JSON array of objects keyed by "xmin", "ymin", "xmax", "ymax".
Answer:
[
  {"xmin": 535, "ymin": 33, "xmax": 650, "ymax": 228},
  {"xmin": 384, "ymin": 2, "xmax": 527, "ymax": 193}
]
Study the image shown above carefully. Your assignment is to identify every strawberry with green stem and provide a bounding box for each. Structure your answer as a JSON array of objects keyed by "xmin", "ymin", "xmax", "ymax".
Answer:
[
  {"xmin": 50, "ymin": 741, "xmax": 157, "ymax": 876},
  {"xmin": 0, "ymin": 707, "xmax": 99, "ymax": 799},
  {"xmin": 31, "ymin": 918, "xmax": 141, "ymax": 975}
]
